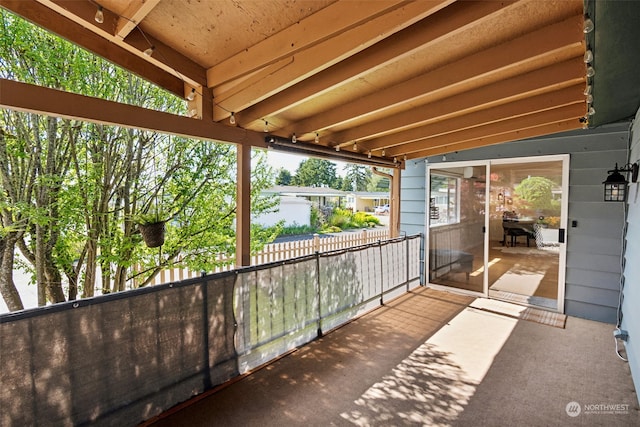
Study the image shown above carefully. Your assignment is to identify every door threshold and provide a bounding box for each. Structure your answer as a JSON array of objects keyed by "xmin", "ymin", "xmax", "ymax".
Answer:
[{"xmin": 488, "ymin": 289, "xmax": 557, "ymax": 311}]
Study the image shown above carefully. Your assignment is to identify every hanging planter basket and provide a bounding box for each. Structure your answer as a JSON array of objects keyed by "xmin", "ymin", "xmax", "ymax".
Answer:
[{"xmin": 138, "ymin": 221, "xmax": 166, "ymax": 248}]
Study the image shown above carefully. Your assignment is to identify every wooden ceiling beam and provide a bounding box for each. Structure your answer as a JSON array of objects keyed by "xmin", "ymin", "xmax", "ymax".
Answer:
[
  {"xmin": 211, "ymin": 0, "xmax": 453, "ymax": 121},
  {"xmin": 3, "ymin": 0, "xmax": 207, "ymax": 92},
  {"xmin": 282, "ymin": 14, "xmax": 584, "ymax": 137},
  {"xmin": 235, "ymin": 0, "xmax": 518, "ymax": 125},
  {"xmin": 384, "ymin": 103, "xmax": 585, "ymax": 158},
  {"xmin": 206, "ymin": 0, "xmax": 417, "ymax": 88},
  {"xmin": 361, "ymin": 85, "xmax": 585, "ymax": 153},
  {"xmin": 0, "ymin": 79, "xmax": 265, "ymax": 148},
  {"xmin": 329, "ymin": 57, "xmax": 586, "ymax": 145},
  {"xmin": 407, "ymin": 120, "xmax": 581, "ymax": 159},
  {"xmin": 115, "ymin": 0, "xmax": 162, "ymax": 39}
]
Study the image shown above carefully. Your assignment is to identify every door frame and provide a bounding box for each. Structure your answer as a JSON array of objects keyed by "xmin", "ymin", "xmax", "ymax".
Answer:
[
  {"xmin": 425, "ymin": 160, "xmax": 490, "ymax": 298},
  {"xmin": 425, "ymin": 154, "xmax": 569, "ymax": 313}
]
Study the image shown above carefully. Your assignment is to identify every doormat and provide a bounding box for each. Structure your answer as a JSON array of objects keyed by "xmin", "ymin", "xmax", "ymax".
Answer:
[
  {"xmin": 519, "ymin": 307, "xmax": 566, "ymax": 329},
  {"xmin": 470, "ymin": 298, "xmax": 566, "ymax": 329},
  {"xmin": 488, "ymin": 290, "xmax": 556, "ymax": 310}
]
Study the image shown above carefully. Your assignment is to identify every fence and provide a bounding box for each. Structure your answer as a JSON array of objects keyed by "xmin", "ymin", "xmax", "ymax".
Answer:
[
  {"xmin": 143, "ymin": 228, "xmax": 390, "ymax": 286},
  {"xmin": 0, "ymin": 233, "xmax": 421, "ymax": 427}
]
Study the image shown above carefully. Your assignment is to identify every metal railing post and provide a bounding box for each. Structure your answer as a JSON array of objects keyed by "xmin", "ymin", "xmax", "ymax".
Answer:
[
  {"xmin": 406, "ymin": 235, "xmax": 410, "ymax": 292},
  {"xmin": 378, "ymin": 239, "xmax": 384, "ymax": 306},
  {"xmin": 315, "ymin": 251, "xmax": 323, "ymax": 338}
]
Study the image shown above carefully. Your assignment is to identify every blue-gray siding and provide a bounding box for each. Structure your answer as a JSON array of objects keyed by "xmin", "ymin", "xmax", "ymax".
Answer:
[
  {"xmin": 621, "ymin": 107, "xmax": 640, "ymax": 404},
  {"xmin": 400, "ymin": 122, "xmax": 631, "ymax": 323}
]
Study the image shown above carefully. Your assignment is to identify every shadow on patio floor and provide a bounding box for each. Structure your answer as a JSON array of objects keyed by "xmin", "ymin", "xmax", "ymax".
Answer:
[{"xmin": 144, "ymin": 287, "xmax": 638, "ymax": 426}]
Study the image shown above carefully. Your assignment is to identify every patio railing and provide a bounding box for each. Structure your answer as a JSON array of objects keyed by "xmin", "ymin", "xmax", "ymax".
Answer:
[{"xmin": 0, "ymin": 233, "xmax": 421, "ymax": 427}]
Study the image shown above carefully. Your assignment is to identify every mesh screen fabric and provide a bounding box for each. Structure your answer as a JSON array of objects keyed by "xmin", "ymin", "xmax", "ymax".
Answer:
[
  {"xmin": 1, "ymin": 235, "xmax": 422, "ymax": 425},
  {"xmin": 0, "ymin": 275, "xmax": 238, "ymax": 427},
  {"xmin": 234, "ymin": 258, "xmax": 319, "ymax": 372}
]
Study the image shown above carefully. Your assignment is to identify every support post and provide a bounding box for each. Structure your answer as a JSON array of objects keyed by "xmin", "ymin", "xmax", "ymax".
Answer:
[
  {"xmin": 236, "ymin": 144, "xmax": 251, "ymax": 267},
  {"xmin": 372, "ymin": 166, "xmax": 402, "ymax": 238},
  {"xmin": 390, "ymin": 167, "xmax": 401, "ymax": 238}
]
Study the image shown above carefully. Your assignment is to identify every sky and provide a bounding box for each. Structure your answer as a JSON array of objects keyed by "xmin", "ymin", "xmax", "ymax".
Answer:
[{"xmin": 266, "ymin": 150, "xmax": 348, "ymax": 177}]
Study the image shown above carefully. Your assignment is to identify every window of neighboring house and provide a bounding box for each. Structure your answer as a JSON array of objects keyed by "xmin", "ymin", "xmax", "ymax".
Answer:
[{"xmin": 429, "ymin": 174, "xmax": 459, "ymax": 226}]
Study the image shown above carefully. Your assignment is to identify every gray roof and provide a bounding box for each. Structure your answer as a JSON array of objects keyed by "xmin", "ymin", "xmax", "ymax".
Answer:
[{"xmin": 348, "ymin": 191, "xmax": 389, "ymax": 199}]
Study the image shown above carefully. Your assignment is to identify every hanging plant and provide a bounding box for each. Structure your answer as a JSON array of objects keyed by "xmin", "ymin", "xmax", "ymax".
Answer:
[{"xmin": 134, "ymin": 212, "xmax": 169, "ymax": 248}]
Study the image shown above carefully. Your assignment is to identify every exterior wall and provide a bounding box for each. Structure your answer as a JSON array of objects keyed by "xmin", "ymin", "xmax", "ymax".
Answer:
[
  {"xmin": 254, "ymin": 196, "xmax": 311, "ymax": 227},
  {"xmin": 345, "ymin": 193, "xmax": 389, "ymax": 213},
  {"xmin": 400, "ymin": 159, "xmax": 427, "ymax": 236},
  {"xmin": 400, "ymin": 123, "xmax": 631, "ymax": 323},
  {"xmin": 621, "ymin": 107, "xmax": 640, "ymax": 403}
]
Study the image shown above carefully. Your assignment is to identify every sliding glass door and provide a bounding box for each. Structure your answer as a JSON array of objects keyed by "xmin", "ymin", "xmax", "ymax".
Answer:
[
  {"xmin": 427, "ymin": 163, "xmax": 488, "ymax": 295},
  {"xmin": 487, "ymin": 157, "xmax": 568, "ymax": 311},
  {"xmin": 427, "ymin": 156, "xmax": 568, "ymax": 312}
]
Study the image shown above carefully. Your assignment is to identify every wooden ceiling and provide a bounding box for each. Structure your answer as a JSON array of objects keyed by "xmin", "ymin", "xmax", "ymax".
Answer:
[{"xmin": 1, "ymin": 0, "xmax": 591, "ymax": 166}]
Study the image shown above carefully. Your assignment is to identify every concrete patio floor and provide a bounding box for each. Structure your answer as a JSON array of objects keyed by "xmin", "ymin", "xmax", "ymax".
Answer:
[{"xmin": 145, "ymin": 287, "xmax": 639, "ymax": 426}]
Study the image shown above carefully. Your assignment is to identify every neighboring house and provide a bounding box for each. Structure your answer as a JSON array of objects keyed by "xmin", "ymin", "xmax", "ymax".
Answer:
[
  {"xmin": 254, "ymin": 195, "xmax": 312, "ymax": 227},
  {"xmin": 345, "ymin": 191, "xmax": 389, "ymax": 213},
  {"xmin": 256, "ymin": 186, "xmax": 390, "ymax": 227},
  {"xmin": 255, "ymin": 185, "xmax": 345, "ymax": 227}
]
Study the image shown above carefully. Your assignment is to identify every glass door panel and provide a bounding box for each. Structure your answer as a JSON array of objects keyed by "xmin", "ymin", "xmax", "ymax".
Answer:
[
  {"xmin": 428, "ymin": 164, "xmax": 487, "ymax": 294},
  {"xmin": 487, "ymin": 159, "xmax": 565, "ymax": 310}
]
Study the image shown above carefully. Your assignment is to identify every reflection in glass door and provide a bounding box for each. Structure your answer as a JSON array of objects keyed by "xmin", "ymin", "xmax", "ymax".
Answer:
[
  {"xmin": 487, "ymin": 158, "xmax": 567, "ymax": 311},
  {"xmin": 428, "ymin": 164, "xmax": 487, "ymax": 295}
]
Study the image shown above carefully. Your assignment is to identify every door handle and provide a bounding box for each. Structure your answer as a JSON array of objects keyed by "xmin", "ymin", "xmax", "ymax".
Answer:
[{"xmin": 559, "ymin": 228, "xmax": 565, "ymax": 243}]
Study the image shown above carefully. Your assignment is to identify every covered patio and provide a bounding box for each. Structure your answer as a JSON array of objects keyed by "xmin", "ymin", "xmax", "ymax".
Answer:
[
  {"xmin": 2, "ymin": 1, "xmax": 640, "ymax": 426},
  {"xmin": 145, "ymin": 287, "xmax": 638, "ymax": 426}
]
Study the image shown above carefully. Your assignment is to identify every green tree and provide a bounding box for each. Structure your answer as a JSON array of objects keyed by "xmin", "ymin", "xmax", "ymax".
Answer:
[
  {"xmin": 275, "ymin": 168, "xmax": 292, "ymax": 185},
  {"xmin": 514, "ymin": 176, "xmax": 558, "ymax": 212},
  {"xmin": 367, "ymin": 173, "xmax": 390, "ymax": 192},
  {"xmin": 0, "ymin": 11, "xmax": 279, "ymax": 310},
  {"xmin": 292, "ymin": 158, "xmax": 339, "ymax": 188},
  {"xmin": 1, "ymin": 12, "xmax": 86, "ymax": 306},
  {"xmin": 341, "ymin": 164, "xmax": 371, "ymax": 191}
]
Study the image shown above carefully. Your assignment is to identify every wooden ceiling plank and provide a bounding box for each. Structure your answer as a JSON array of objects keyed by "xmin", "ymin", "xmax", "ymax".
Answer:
[
  {"xmin": 16, "ymin": 0, "xmax": 206, "ymax": 88},
  {"xmin": 212, "ymin": 58, "xmax": 296, "ymax": 122},
  {"xmin": 385, "ymin": 103, "xmax": 585, "ymax": 157},
  {"xmin": 210, "ymin": 0, "xmax": 453, "ymax": 117},
  {"xmin": 239, "ymin": 0, "xmax": 519, "ymax": 125},
  {"xmin": 1, "ymin": 0, "xmax": 187, "ymax": 97},
  {"xmin": 407, "ymin": 120, "xmax": 581, "ymax": 159},
  {"xmin": 0, "ymin": 78, "xmax": 265, "ymax": 148},
  {"xmin": 282, "ymin": 14, "xmax": 584, "ymax": 136},
  {"xmin": 206, "ymin": 0, "xmax": 413, "ymax": 88},
  {"xmin": 330, "ymin": 57, "xmax": 586, "ymax": 145},
  {"xmin": 363, "ymin": 84, "xmax": 585, "ymax": 152},
  {"xmin": 115, "ymin": 0, "xmax": 162, "ymax": 39},
  {"xmin": 121, "ymin": 30, "xmax": 207, "ymax": 87}
]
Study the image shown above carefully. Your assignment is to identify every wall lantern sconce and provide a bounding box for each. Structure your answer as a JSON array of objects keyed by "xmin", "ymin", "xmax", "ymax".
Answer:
[{"xmin": 603, "ymin": 162, "xmax": 639, "ymax": 202}]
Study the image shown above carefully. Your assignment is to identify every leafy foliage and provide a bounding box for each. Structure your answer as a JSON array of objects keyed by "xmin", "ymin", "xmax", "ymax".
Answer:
[
  {"xmin": 275, "ymin": 168, "xmax": 292, "ymax": 185},
  {"xmin": 514, "ymin": 176, "xmax": 560, "ymax": 213},
  {"xmin": 367, "ymin": 173, "xmax": 390, "ymax": 191},
  {"xmin": 321, "ymin": 208, "xmax": 380, "ymax": 232},
  {"xmin": 292, "ymin": 158, "xmax": 340, "ymax": 188},
  {"xmin": 341, "ymin": 164, "xmax": 371, "ymax": 191},
  {"xmin": 0, "ymin": 11, "xmax": 278, "ymax": 309},
  {"xmin": 278, "ymin": 223, "xmax": 318, "ymax": 236}
]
